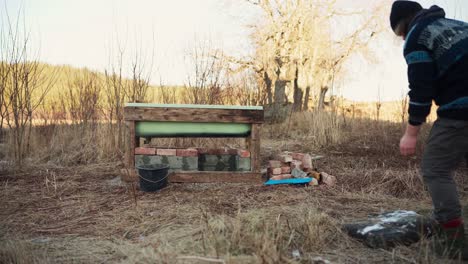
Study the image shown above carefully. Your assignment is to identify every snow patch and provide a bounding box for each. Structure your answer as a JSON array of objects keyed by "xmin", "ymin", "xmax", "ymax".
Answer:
[
  {"xmin": 379, "ymin": 210, "xmax": 418, "ymax": 223},
  {"xmin": 359, "ymin": 224, "xmax": 385, "ymax": 234},
  {"xmin": 357, "ymin": 211, "xmax": 420, "ymax": 235}
]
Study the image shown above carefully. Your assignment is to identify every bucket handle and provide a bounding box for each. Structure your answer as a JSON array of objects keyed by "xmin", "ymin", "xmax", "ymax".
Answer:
[{"xmin": 138, "ymin": 173, "xmax": 170, "ymax": 184}]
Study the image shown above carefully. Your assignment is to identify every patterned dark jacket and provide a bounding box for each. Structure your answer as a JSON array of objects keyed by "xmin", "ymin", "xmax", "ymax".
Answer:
[{"xmin": 404, "ymin": 6, "xmax": 468, "ymax": 125}]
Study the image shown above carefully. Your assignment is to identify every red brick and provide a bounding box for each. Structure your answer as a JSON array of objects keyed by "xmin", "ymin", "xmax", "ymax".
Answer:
[
  {"xmin": 292, "ymin": 153, "xmax": 305, "ymax": 161},
  {"xmin": 270, "ymin": 174, "xmax": 292, "ymax": 180},
  {"xmin": 157, "ymin": 149, "xmax": 177, "ymax": 156},
  {"xmin": 268, "ymin": 160, "xmax": 282, "ymax": 168},
  {"xmin": 135, "ymin": 147, "xmax": 156, "ymax": 155},
  {"xmin": 302, "ymin": 154, "xmax": 313, "ymax": 169},
  {"xmin": 176, "ymin": 148, "xmax": 198, "ymax": 157},
  {"xmin": 281, "ymin": 166, "xmax": 291, "ymax": 174},
  {"xmin": 321, "ymin": 172, "xmax": 337, "ymax": 187},
  {"xmin": 290, "ymin": 160, "xmax": 303, "ymax": 170},
  {"xmin": 268, "ymin": 167, "xmax": 282, "ymax": 175},
  {"xmin": 237, "ymin": 149, "xmax": 251, "ymax": 158},
  {"xmin": 276, "ymin": 154, "xmax": 293, "ymax": 163},
  {"xmin": 196, "ymin": 148, "xmax": 208, "ymax": 154}
]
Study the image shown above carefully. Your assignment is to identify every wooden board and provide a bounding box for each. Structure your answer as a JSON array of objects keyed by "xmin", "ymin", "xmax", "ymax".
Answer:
[
  {"xmin": 124, "ymin": 107, "xmax": 264, "ymax": 124},
  {"xmin": 249, "ymin": 124, "xmax": 261, "ymax": 173},
  {"xmin": 123, "ymin": 121, "xmax": 138, "ymax": 181},
  {"xmin": 125, "ymin": 103, "xmax": 263, "ymax": 111},
  {"xmin": 169, "ymin": 171, "xmax": 264, "ymax": 184}
]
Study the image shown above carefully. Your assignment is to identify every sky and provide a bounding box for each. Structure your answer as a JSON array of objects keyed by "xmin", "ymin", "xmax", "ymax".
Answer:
[{"xmin": 2, "ymin": 0, "xmax": 468, "ymax": 102}]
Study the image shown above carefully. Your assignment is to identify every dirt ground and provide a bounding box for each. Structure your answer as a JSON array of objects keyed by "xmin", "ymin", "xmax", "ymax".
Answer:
[{"xmin": 1, "ymin": 138, "xmax": 468, "ymax": 264}]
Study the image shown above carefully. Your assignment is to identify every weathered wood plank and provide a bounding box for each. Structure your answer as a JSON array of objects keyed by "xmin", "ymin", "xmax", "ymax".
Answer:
[
  {"xmin": 169, "ymin": 171, "xmax": 264, "ymax": 183},
  {"xmin": 122, "ymin": 121, "xmax": 138, "ymax": 182},
  {"xmin": 249, "ymin": 124, "xmax": 261, "ymax": 173},
  {"xmin": 124, "ymin": 107, "xmax": 264, "ymax": 123}
]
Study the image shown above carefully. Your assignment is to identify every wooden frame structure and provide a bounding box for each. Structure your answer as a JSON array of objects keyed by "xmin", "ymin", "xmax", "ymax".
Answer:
[{"xmin": 123, "ymin": 103, "xmax": 264, "ymax": 183}]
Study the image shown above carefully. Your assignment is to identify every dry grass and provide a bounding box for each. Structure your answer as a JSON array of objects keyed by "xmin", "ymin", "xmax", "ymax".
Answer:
[
  {"xmin": 0, "ymin": 239, "xmax": 49, "ymax": 264},
  {"xmin": 1, "ymin": 112, "xmax": 468, "ymax": 263}
]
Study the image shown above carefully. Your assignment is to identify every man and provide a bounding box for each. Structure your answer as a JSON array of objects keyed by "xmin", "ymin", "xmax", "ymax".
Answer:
[{"xmin": 390, "ymin": 0, "xmax": 468, "ymax": 259}]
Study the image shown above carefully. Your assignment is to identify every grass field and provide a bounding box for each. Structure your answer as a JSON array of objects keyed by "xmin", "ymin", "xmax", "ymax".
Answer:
[{"xmin": 1, "ymin": 114, "xmax": 468, "ymax": 264}]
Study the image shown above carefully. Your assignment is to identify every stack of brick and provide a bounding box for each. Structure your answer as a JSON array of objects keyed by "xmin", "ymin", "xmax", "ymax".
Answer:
[
  {"xmin": 135, "ymin": 147, "xmax": 198, "ymax": 171},
  {"xmin": 135, "ymin": 147, "xmax": 251, "ymax": 172},
  {"xmin": 267, "ymin": 152, "xmax": 336, "ymax": 186}
]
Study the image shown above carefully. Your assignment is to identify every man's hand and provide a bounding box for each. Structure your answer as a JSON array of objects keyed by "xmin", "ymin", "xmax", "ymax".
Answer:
[
  {"xmin": 400, "ymin": 133, "xmax": 417, "ymax": 156},
  {"xmin": 400, "ymin": 124, "xmax": 422, "ymax": 156}
]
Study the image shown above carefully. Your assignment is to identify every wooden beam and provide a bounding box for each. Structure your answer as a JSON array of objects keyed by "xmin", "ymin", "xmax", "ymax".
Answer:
[
  {"xmin": 169, "ymin": 171, "xmax": 264, "ymax": 184},
  {"xmin": 122, "ymin": 121, "xmax": 138, "ymax": 182},
  {"xmin": 124, "ymin": 107, "xmax": 264, "ymax": 123},
  {"xmin": 249, "ymin": 124, "xmax": 261, "ymax": 173}
]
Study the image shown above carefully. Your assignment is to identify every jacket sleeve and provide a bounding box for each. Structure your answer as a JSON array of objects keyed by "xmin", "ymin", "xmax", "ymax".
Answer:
[{"xmin": 404, "ymin": 48, "xmax": 437, "ymax": 126}]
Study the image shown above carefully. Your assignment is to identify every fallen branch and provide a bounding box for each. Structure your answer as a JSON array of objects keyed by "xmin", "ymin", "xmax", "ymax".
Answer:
[{"xmin": 177, "ymin": 255, "xmax": 226, "ymax": 263}]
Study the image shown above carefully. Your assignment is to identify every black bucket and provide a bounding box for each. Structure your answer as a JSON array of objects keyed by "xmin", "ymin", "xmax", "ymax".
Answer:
[{"xmin": 137, "ymin": 164, "xmax": 170, "ymax": 192}]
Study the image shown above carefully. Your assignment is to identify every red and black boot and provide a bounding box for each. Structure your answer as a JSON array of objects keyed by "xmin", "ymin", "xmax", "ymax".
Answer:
[{"xmin": 433, "ymin": 218, "xmax": 468, "ymax": 260}]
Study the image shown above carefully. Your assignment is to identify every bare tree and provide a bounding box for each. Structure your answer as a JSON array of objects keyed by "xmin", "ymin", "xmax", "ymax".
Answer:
[
  {"xmin": 129, "ymin": 56, "xmax": 150, "ymax": 103},
  {"xmin": 185, "ymin": 39, "xmax": 226, "ymax": 105},
  {"xmin": 127, "ymin": 38, "xmax": 154, "ymax": 103},
  {"xmin": 63, "ymin": 69, "xmax": 101, "ymax": 128},
  {"xmin": 104, "ymin": 45, "xmax": 127, "ymax": 152},
  {"xmin": 1, "ymin": 6, "xmax": 55, "ymax": 166},
  {"xmin": 104, "ymin": 31, "xmax": 154, "ymax": 158},
  {"xmin": 244, "ymin": 0, "xmax": 387, "ymax": 111},
  {"xmin": 0, "ymin": 21, "xmax": 10, "ymax": 140}
]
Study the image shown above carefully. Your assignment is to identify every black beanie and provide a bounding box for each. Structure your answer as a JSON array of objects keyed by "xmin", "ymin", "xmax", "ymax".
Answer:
[{"xmin": 390, "ymin": 1, "xmax": 423, "ymax": 31}]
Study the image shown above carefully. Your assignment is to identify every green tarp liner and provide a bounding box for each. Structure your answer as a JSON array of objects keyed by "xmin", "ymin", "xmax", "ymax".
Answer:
[{"xmin": 135, "ymin": 121, "xmax": 252, "ymax": 137}]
